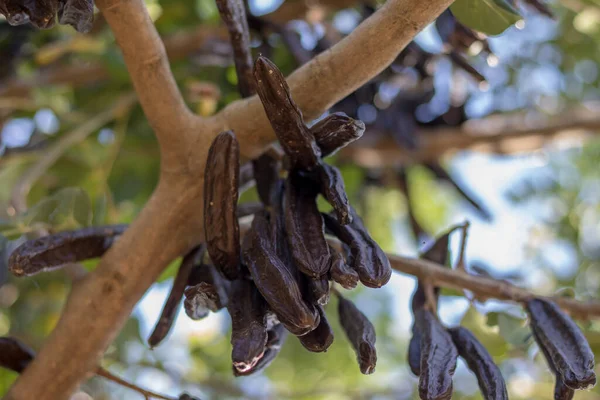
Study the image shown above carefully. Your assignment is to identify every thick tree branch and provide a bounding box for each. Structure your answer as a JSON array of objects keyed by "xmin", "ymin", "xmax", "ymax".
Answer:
[
  {"xmin": 208, "ymin": 0, "xmax": 455, "ymax": 160},
  {"xmin": 94, "ymin": 0, "xmax": 198, "ymax": 164}
]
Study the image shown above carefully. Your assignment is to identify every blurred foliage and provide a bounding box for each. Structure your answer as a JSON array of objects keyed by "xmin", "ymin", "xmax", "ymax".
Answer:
[{"xmin": 1, "ymin": 0, "xmax": 600, "ymax": 399}]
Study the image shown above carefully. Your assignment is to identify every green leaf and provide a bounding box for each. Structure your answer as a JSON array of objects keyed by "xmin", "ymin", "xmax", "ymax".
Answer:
[
  {"xmin": 497, "ymin": 313, "xmax": 531, "ymax": 348},
  {"xmin": 92, "ymin": 192, "xmax": 108, "ymax": 226},
  {"xmin": 20, "ymin": 197, "xmax": 60, "ymax": 226},
  {"xmin": 49, "ymin": 188, "xmax": 92, "ymax": 228},
  {"xmin": 450, "ymin": 0, "xmax": 522, "ymax": 36}
]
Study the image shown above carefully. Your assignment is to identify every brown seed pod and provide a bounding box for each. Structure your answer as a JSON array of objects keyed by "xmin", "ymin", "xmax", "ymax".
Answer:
[
  {"xmin": 328, "ymin": 245, "xmax": 359, "ymax": 290},
  {"xmin": 233, "ymin": 323, "xmax": 288, "ymax": 377},
  {"xmin": 9, "ymin": 224, "xmax": 127, "ymax": 277},
  {"xmin": 298, "ymin": 306, "xmax": 334, "ymax": 353},
  {"xmin": 215, "ymin": 0, "xmax": 254, "ymax": 98},
  {"xmin": 336, "ymin": 292, "xmax": 377, "ymax": 374},
  {"xmin": 449, "ymin": 327, "xmax": 508, "ymax": 400},
  {"xmin": 310, "ymin": 112, "xmax": 365, "ymax": 157},
  {"xmin": 252, "ymin": 152, "xmax": 281, "ymax": 207},
  {"xmin": 0, "ymin": 336, "xmax": 35, "ymax": 373},
  {"xmin": 58, "ymin": 0, "xmax": 94, "ymax": 33},
  {"xmin": 228, "ymin": 278, "xmax": 269, "ymax": 374},
  {"xmin": 526, "ymin": 298, "xmax": 596, "ymax": 390},
  {"xmin": 243, "ymin": 211, "xmax": 320, "ymax": 336},
  {"xmin": 179, "ymin": 394, "xmax": 201, "ymax": 400},
  {"xmin": 414, "ymin": 309, "xmax": 458, "ymax": 400},
  {"xmin": 184, "ymin": 282, "xmax": 226, "ymax": 320},
  {"xmin": 317, "ymin": 163, "xmax": 352, "ymax": 225},
  {"xmin": 284, "ymin": 171, "xmax": 330, "ymax": 278},
  {"xmin": 253, "ymin": 56, "xmax": 321, "ymax": 170},
  {"xmin": 204, "ymin": 130, "xmax": 241, "ymax": 280},
  {"xmin": 323, "ymin": 208, "xmax": 391, "ymax": 288},
  {"xmin": 533, "ymin": 329, "xmax": 575, "ymax": 400},
  {"xmin": 148, "ymin": 245, "xmax": 206, "ymax": 348},
  {"xmin": 408, "ymin": 329, "xmax": 421, "ymax": 376},
  {"xmin": 1, "ymin": 0, "xmax": 58, "ymax": 29},
  {"xmin": 306, "ymin": 275, "xmax": 330, "ymax": 306}
]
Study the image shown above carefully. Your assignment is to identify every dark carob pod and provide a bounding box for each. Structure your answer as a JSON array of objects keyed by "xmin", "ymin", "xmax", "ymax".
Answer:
[
  {"xmin": 184, "ymin": 262, "xmax": 230, "ymax": 320},
  {"xmin": 526, "ymin": 298, "xmax": 596, "ymax": 390},
  {"xmin": 298, "ymin": 306, "xmax": 334, "ymax": 352},
  {"xmin": 310, "ymin": 112, "xmax": 365, "ymax": 157},
  {"xmin": 336, "ymin": 292, "xmax": 377, "ymax": 374},
  {"xmin": 233, "ymin": 323, "xmax": 288, "ymax": 377},
  {"xmin": 243, "ymin": 211, "xmax": 319, "ymax": 336},
  {"xmin": 328, "ymin": 244, "xmax": 359, "ymax": 290},
  {"xmin": 323, "ymin": 207, "xmax": 391, "ymax": 288},
  {"xmin": 283, "ymin": 171, "xmax": 330, "ymax": 278},
  {"xmin": 148, "ymin": 245, "xmax": 206, "ymax": 348},
  {"xmin": 408, "ymin": 329, "xmax": 421, "ymax": 376},
  {"xmin": 228, "ymin": 278, "xmax": 269, "ymax": 374},
  {"xmin": 58, "ymin": 0, "xmax": 94, "ymax": 33},
  {"xmin": 0, "ymin": 336, "xmax": 35, "ymax": 373},
  {"xmin": 533, "ymin": 329, "xmax": 575, "ymax": 400},
  {"xmin": 9, "ymin": 224, "xmax": 127, "ymax": 277},
  {"xmin": 317, "ymin": 163, "xmax": 352, "ymax": 225},
  {"xmin": 252, "ymin": 152, "xmax": 281, "ymax": 207},
  {"xmin": 448, "ymin": 327, "xmax": 508, "ymax": 400},
  {"xmin": 414, "ymin": 309, "xmax": 458, "ymax": 400},
  {"xmin": 215, "ymin": 0, "xmax": 254, "ymax": 98},
  {"xmin": 254, "ymin": 55, "xmax": 321, "ymax": 170},
  {"xmin": 204, "ymin": 130, "xmax": 241, "ymax": 280}
]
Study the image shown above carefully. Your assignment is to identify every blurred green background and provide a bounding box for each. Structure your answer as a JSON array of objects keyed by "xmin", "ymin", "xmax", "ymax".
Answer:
[{"xmin": 2, "ymin": 0, "xmax": 600, "ymax": 398}]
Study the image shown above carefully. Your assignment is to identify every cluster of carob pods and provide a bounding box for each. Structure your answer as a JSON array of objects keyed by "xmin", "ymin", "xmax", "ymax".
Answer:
[
  {"xmin": 408, "ymin": 226, "xmax": 596, "ymax": 400},
  {"xmin": 0, "ymin": 0, "xmax": 94, "ymax": 33},
  {"xmin": 0, "ymin": 0, "xmax": 597, "ymax": 399}
]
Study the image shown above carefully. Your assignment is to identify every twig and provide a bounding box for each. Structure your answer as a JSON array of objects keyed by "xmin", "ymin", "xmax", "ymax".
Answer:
[
  {"xmin": 455, "ymin": 221, "xmax": 470, "ymax": 272},
  {"xmin": 387, "ymin": 253, "xmax": 600, "ymax": 320},
  {"xmin": 95, "ymin": 366, "xmax": 176, "ymax": 400},
  {"xmin": 424, "ymin": 281, "xmax": 437, "ymax": 314},
  {"xmin": 9, "ymin": 94, "xmax": 136, "ymax": 214}
]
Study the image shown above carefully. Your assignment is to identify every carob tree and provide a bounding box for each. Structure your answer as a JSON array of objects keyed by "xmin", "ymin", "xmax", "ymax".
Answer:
[{"xmin": 0, "ymin": 0, "xmax": 598, "ymax": 399}]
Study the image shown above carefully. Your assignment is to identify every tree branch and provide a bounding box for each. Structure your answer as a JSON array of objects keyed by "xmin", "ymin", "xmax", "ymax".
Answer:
[
  {"xmin": 208, "ymin": 0, "xmax": 455, "ymax": 160},
  {"xmin": 388, "ymin": 253, "xmax": 600, "ymax": 320},
  {"xmin": 339, "ymin": 103, "xmax": 600, "ymax": 167},
  {"xmin": 94, "ymin": 0, "xmax": 198, "ymax": 165}
]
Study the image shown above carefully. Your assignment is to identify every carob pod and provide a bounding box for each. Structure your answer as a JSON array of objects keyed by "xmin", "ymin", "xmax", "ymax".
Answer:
[
  {"xmin": 184, "ymin": 262, "xmax": 230, "ymax": 320},
  {"xmin": 178, "ymin": 394, "xmax": 201, "ymax": 400},
  {"xmin": 228, "ymin": 278, "xmax": 269, "ymax": 374},
  {"xmin": 328, "ymin": 244, "xmax": 359, "ymax": 290},
  {"xmin": 526, "ymin": 298, "xmax": 596, "ymax": 390},
  {"xmin": 414, "ymin": 309, "xmax": 458, "ymax": 400},
  {"xmin": 57, "ymin": 0, "xmax": 94, "ymax": 33},
  {"xmin": 448, "ymin": 327, "xmax": 508, "ymax": 400},
  {"xmin": 204, "ymin": 130, "xmax": 241, "ymax": 280},
  {"xmin": 0, "ymin": 336, "xmax": 35, "ymax": 373},
  {"xmin": 234, "ymin": 323, "xmax": 288, "ymax": 377},
  {"xmin": 148, "ymin": 245, "xmax": 206, "ymax": 348},
  {"xmin": 2, "ymin": 0, "xmax": 58, "ymax": 29},
  {"xmin": 317, "ymin": 163, "xmax": 352, "ymax": 225},
  {"xmin": 9, "ymin": 224, "xmax": 127, "ymax": 277},
  {"xmin": 336, "ymin": 292, "xmax": 377, "ymax": 374},
  {"xmin": 215, "ymin": 0, "xmax": 254, "ymax": 98},
  {"xmin": 243, "ymin": 211, "xmax": 319, "ymax": 336},
  {"xmin": 254, "ymin": 56, "xmax": 321, "ymax": 170},
  {"xmin": 306, "ymin": 275, "xmax": 330, "ymax": 306},
  {"xmin": 408, "ymin": 330, "xmax": 421, "ymax": 376},
  {"xmin": 252, "ymin": 152, "xmax": 281, "ymax": 207},
  {"xmin": 310, "ymin": 112, "xmax": 365, "ymax": 157},
  {"xmin": 533, "ymin": 329, "xmax": 575, "ymax": 400},
  {"xmin": 284, "ymin": 170, "xmax": 330, "ymax": 278},
  {"xmin": 184, "ymin": 282, "xmax": 224, "ymax": 320},
  {"xmin": 323, "ymin": 207, "xmax": 391, "ymax": 288},
  {"xmin": 298, "ymin": 306, "xmax": 334, "ymax": 352}
]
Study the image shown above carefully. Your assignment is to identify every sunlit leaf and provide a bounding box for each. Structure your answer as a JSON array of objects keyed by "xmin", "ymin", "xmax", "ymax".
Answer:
[{"xmin": 450, "ymin": 0, "xmax": 522, "ymax": 35}]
